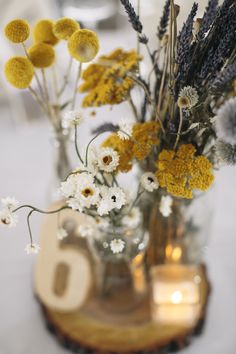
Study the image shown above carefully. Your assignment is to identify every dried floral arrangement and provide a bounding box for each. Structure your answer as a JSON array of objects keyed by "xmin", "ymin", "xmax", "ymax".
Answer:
[{"xmin": 1, "ymin": 0, "xmax": 236, "ymax": 256}]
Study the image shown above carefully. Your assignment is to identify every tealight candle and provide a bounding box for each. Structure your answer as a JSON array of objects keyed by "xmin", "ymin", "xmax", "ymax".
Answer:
[{"xmin": 150, "ymin": 264, "xmax": 202, "ymax": 325}]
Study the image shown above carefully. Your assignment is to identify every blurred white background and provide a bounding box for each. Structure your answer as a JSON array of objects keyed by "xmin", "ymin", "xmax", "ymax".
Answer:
[{"xmin": 1, "ymin": 0, "xmax": 236, "ymax": 354}]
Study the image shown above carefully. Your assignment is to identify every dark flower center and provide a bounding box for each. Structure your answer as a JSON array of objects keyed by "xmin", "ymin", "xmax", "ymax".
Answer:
[
  {"xmin": 82, "ymin": 188, "xmax": 94, "ymax": 197},
  {"xmin": 103, "ymin": 155, "xmax": 112, "ymax": 165}
]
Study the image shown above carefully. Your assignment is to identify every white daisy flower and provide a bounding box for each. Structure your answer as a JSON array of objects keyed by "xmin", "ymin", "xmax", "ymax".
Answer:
[
  {"xmin": 97, "ymin": 147, "xmax": 119, "ymax": 173},
  {"xmin": 159, "ymin": 195, "xmax": 173, "ymax": 217},
  {"xmin": 1, "ymin": 197, "xmax": 19, "ymax": 211},
  {"xmin": 97, "ymin": 198, "xmax": 111, "ymax": 216},
  {"xmin": 122, "ymin": 207, "xmax": 141, "ymax": 229},
  {"xmin": 62, "ymin": 110, "xmax": 83, "ymax": 129},
  {"xmin": 0, "ymin": 210, "xmax": 18, "ymax": 228},
  {"xmin": 177, "ymin": 86, "xmax": 199, "ymax": 109},
  {"xmin": 25, "ymin": 243, "xmax": 40, "ymax": 255},
  {"xmin": 97, "ymin": 186, "xmax": 126, "ymax": 216},
  {"xmin": 110, "ymin": 238, "xmax": 126, "ymax": 254},
  {"xmin": 57, "ymin": 227, "xmax": 68, "ymax": 240},
  {"xmin": 75, "ymin": 174, "xmax": 100, "ymax": 210},
  {"xmin": 140, "ymin": 172, "xmax": 159, "ymax": 192},
  {"xmin": 78, "ymin": 224, "xmax": 94, "ymax": 238},
  {"xmin": 118, "ymin": 118, "xmax": 134, "ymax": 140},
  {"xmin": 60, "ymin": 174, "xmax": 78, "ymax": 198}
]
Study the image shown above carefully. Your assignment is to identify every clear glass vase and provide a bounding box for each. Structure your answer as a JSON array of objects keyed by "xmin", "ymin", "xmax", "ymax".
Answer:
[
  {"xmin": 88, "ymin": 223, "xmax": 149, "ymax": 313},
  {"xmin": 147, "ymin": 190, "xmax": 214, "ymax": 267}
]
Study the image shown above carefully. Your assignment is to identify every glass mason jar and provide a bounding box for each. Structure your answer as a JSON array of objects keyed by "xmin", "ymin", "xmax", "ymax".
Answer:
[
  {"xmin": 88, "ymin": 223, "xmax": 149, "ymax": 313},
  {"xmin": 147, "ymin": 189, "xmax": 214, "ymax": 267}
]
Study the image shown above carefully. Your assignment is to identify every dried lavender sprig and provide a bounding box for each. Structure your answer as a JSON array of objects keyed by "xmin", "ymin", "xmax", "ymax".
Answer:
[
  {"xmin": 92, "ymin": 123, "xmax": 118, "ymax": 135},
  {"xmin": 119, "ymin": 0, "xmax": 143, "ymax": 33},
  {"xmin": 198, "ymin": 7, "xmax": 236, "ymax": 82},
  {"xmin": 198, "ymin": 0, "xmax": 219, "ymax": 40},
  {"xmin": 176, "ymin": 2, "xmax": 198, "ymax": 65},
  {"xmin": 157, "ymin": 0, "xmax": 170, "ymax": 41},
  {"xmin": 175, "ymin": 3, "xmax": 198, "ymax": 96},
  {"xmin": 139, "ymin": 34, "xmax": 149, "ymax": 44},
  {"xmin": 211, "ymin": 62, "xmax": 236, "ymax": 93}
]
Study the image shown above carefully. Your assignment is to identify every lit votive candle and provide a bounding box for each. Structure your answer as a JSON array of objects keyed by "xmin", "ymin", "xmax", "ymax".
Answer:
[{"xmin": 150, "ymin": 264, "xmax": 202, "ymax": 325}]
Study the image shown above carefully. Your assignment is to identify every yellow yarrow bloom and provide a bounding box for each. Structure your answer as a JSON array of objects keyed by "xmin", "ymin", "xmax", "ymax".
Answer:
[
  {"xmin": 79, "ymin": 48, "xmax": 141, "ymax": 107},
  {"xmin": 102, "ymin": 121, "xmax": 160, "ymax": 172},
  {"xmin": 53, "ymin": 18, "xmax": 79, "ymax": 40},
  {"xmin": 156, "ymin": 144, "xmax": 214, "ymax": 199},
  {"xmin": 132, "ymin": 122, "xmax": 160, "ymax": 160},
  {"xmin": 33, "ymin": 19, "xmax": 59, "ymax": 46},
  {"xmin": 68, "ymin": 29, "xmax": 99, "ymax": 62},
  {"xmin": 28, "ymin": 43, "xmax": 55, "ymax": 68},
  {"xmin": 5, "ymin": 19, "xmax": 30, "ymax": 43},
  {"xmin": 5, "ymin": 56, "xmax": 34, "ymax": 89}
]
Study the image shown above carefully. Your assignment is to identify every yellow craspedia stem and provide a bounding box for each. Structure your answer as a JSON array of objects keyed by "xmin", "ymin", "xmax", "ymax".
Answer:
[
  {"xmin": 33, "ymin": 19, "xmax": 59, "ymax": 46},
  {"xmin": 5, "ymin": 56, "xmax": 34, "ymax": 89},
  {"xmin": 5, "ymin": 19, "xmax": 30, "ymax": 43},
  {"xmin": 53, "ymin": 18, "xmax": 79, "ymax": 40},
  {"xmin": 28, "ymin": 43, "xmax": 55, "ymax": 68},
  {"xmin": 68, "ymin": 29, "xmax": 99, "ymax": 63}
]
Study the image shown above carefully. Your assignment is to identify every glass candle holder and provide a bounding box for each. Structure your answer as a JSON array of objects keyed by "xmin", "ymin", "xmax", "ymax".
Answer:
[{"xmin": 150, "ymin": 264, "xmax": 202, "ymax": 325}]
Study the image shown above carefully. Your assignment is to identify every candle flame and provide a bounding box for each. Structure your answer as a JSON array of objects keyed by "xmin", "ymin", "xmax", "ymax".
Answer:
[{"xmin": 171, "ymin": 290, "xmax": 183, "ymax": 304}]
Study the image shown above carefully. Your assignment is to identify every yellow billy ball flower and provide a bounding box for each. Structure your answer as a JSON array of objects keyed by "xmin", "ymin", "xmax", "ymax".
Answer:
[
  {"xmin": 33, "ymin": 19, "xmax": 59, "ymax": 46},
  {"xmin": 5, "ymin": 19, "xmax": 30, "ymax": 43},
  {"xmin": 53, "ymin": 18, "xmax": 79, "ymax": 40},
  {"xmin": 28, "ymin": 43, "xmax": 55, "ymax": 68},
  {"xmin": 68, "ymin": 29, "xmax": 99, "ymax": 62},
  {"xmin": 5, "ymin": 56, "xmax": 34, "ymax": 89}
]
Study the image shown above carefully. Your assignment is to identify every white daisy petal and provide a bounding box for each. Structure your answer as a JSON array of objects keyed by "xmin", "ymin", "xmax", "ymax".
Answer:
[
  {"xmin": 159, "ymin": 195, "xmax": 173, "ymax": 217},
  {"xmin": 1, "ymin": 197, "xmax": 19, "ymax": 211},
  {"xmin": 62, "ymin": 110, "xmax": 83, "ymax": 129},
  {"xmin": 118, "ymin": 118, "xmax": 134, "ymax": 140},
  {"xmin": 25, "ymin": 243, "xmax": 40, "ymax": 255},
  {"xmin": 110, "ymin": 239, "xmax": 126, "ymax": 254},
  {"xmin": 141, "ymin": 172, "xmax": 159, "ymax": 192}
]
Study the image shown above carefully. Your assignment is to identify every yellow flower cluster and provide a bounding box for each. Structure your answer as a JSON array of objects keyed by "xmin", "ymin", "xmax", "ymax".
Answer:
[
  {"xmin": 5, "ymin": 19, "xmax": 30, "ymax": 43},
  {"xmin": 53, "ymin": 18, "xmax": 79, "ymax": 40},
  {"xmin": 103, "ymin": 121, "xmax": 160, "ymax": 172},
  {"xmin": 132, "ymin": 122, "xmax": 160, "ymax": 160},
  {"xmin": 28, "ymin": 43, "xmax": 55, "ymax": 68},
  {"xmin": 33, "ymin": 19, "xmax": 59, "ymax": 46},
  {"xmin": 68, "ymin": 29, "xmax": 99, "ymax": 63},
  {"xmin": 156, "ymin": 144, "xmax": 214, "ymax": 199},
  {"xmin": 4, "ymin": 56, "xmax": 34, "ymax": 89},
  {"xmin": 79, "ymin": 48, "xmax": 141, "ymax": 107}
]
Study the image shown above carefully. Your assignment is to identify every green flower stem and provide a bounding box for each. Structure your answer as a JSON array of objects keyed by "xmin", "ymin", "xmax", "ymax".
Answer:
[{"xmin": 74, "ymin": 124, "xmax": 84, "ymax": 164}]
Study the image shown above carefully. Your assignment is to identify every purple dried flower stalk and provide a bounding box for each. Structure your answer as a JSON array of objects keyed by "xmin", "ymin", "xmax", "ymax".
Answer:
[
  {"xmin": 198, "ymin": 0, "xmax": 219, "ymax": 39},
  {"xmin": 92, "ymin": 123, "xmax": 118, "ymax": 135},
  {"xmin": 119, "ymin": 0, "xmax": 143, "ymax": 33},
  {"xmin": 157, "ymin": 0, "xmax": 170, "ymax": 41}
]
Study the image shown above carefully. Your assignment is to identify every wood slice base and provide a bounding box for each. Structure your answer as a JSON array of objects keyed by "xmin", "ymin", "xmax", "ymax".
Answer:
[{"xmin": 37, "ymin": 265, "xmax": 210, "ymax": 354}]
